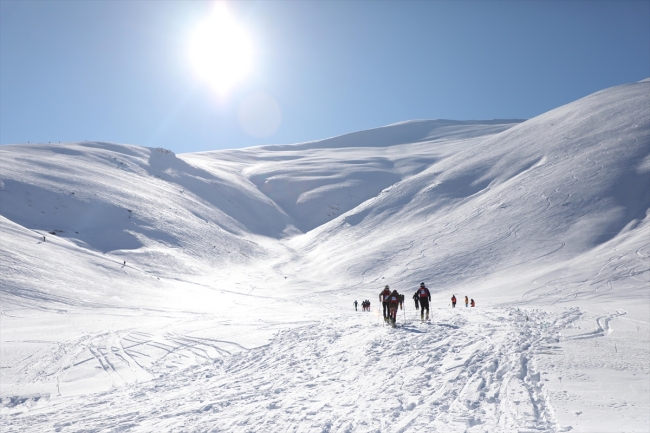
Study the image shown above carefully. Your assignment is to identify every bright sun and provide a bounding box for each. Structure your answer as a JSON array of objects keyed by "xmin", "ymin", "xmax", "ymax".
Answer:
[{"xmin": 189, "ymin": 4, "xmax": 253, "ymax": 94}]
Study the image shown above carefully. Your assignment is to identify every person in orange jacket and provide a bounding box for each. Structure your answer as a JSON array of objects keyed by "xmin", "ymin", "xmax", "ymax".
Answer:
[
  {"xmin": 464, "ymin": 295, "xmax": 469, "ymax": 308},
  {"xmin": 470, "ymin": 299, "xmax": 475, "ymax": 307}
]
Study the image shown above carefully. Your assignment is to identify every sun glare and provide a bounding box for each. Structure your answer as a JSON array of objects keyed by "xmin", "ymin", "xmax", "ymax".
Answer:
[{"xmin": 189, "ymin": 4, "xmax": 253, "ymax": 94}]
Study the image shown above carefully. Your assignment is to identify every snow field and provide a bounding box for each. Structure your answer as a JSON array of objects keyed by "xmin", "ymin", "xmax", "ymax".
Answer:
[
  {"xmin": 2, "ymin": 306, "xmax": 580, "ymax": 432},
  {"xmin": 536, "ymin": 305, "xmax": 650, "ymax": 432}
]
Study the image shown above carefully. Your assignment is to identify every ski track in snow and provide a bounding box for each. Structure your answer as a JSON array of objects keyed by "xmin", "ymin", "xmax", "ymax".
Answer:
[{"xmin": 1, "ymin": 307, "xmax": 583, "ymax": 433}]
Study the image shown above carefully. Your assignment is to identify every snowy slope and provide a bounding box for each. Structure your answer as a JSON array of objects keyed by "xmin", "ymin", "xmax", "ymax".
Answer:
[
  {"xmin": 279, "ymin": 81, "xmax": 650, "ymax": 303},
  {"xmin": 1, "ymin": 80, "xmax": 648, "ymax": 432}
]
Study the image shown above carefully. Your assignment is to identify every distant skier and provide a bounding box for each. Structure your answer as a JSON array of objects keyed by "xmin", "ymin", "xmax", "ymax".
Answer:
[
  {"xmin": 451, "ymin": 295, "xmax": 457, "ymax": 308},
  {"xmin": 470, "ymin": 299, "xmax": 475, "ymax": 307},
  {"xmin": 365, "ymin": 300, "xmax": 371, "ymax": 311},
  {"xmin": 353, "ymin": 300, "xmax": 358, "ymax": 311},
  {"xmin": 412, "ymin": 291, "xmax": 419, "ymax": 310},
  {"xmin": 379, "ymin": 285, "xmax": 392, "ymax": 320},
  {"xmin": 417, "ymin": 282, "xmax": 431, "ymax": 320},
  {"xmin": 387, "ymin": 289, "xmax": 403, "ymax": 326},
  {"xmin": 464, "ymin": 295, "xmax": 469, "ymax": 308}
]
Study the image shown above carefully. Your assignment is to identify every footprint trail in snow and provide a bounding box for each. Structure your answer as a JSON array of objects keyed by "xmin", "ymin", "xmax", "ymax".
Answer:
[{"xmin": 1, "ymin": 307, "xmax": 576, "ymax": 433}]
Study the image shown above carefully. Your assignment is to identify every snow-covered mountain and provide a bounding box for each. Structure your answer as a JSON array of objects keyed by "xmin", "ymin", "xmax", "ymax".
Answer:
[{"xmin": 1, "ymin": 80, "xmax": 648, "ymax": 432}]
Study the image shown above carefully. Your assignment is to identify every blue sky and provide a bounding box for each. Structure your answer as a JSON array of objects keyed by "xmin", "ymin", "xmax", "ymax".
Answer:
[{"xmin": 1, "ymin": 0, "xmax": 648, "ymax": 153}]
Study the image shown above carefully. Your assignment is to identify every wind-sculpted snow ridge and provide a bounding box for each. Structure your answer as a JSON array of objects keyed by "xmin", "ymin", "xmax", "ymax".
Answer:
[
  {"xmin": 257, "ymin": 119, "xmax": 525, "ymax": 151},
  {"xmin": 0, "ymin": 142, "xmax": 293, "ymax": 243},
  {"xmin": 182, "ymin": 119, "xmax": 522, "ymax": 233}
]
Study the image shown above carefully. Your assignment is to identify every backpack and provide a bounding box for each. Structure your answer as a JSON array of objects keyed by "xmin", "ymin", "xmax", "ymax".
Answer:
[{"xmin": 419, "ymin": 288, "xmax": 428, "ymax": 298}]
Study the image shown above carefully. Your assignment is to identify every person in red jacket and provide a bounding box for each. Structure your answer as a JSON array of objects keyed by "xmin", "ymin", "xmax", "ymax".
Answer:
[
  {"xmin": 470, "ymin": 299, "xmax": 475, "ymax": 307},
  {"xmin": 417, "ymin": 282, "xmax": 431, "ymax": 320},
  {"xmin": 387, "ymin": 289, "xmax": 403, "ymax": 326},
  {"xmin": 379, "ymin": 285, "xmax": 392, "ymax": 320},
  {"xmin": 451, "ymin": 294, "xmax": 457, "ymax": 308}
]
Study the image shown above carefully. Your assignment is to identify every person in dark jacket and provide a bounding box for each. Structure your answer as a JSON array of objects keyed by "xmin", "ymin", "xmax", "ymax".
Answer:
[
  {"xmin": 412, "ymin": 292, "xmax": 420, "ymax": 310},
  {"xmin": 417, "ymin": 282, "xmax": 431, "ymax": 320},
  {"xmin": 379, "ymin": 285, "xmax": 391, "ymax": 320},
  {"xmin": 387, "ymin": 289, "xmax": 403, "ymax": 326}
]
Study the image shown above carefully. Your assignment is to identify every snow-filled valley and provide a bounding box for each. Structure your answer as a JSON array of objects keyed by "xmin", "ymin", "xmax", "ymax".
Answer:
[{"xmin": 1, "ymin": 80, "xmax": 649, "ymax": 432}]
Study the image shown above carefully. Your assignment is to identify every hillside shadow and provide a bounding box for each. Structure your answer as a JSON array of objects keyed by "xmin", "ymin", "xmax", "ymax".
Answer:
[
  {"xmin": 0, "ymin": 180, "xmax": 142, "ymax": 253},
  {"xmin": 145, "ymin": 148, "xmax": 293, "ymax": 238}
]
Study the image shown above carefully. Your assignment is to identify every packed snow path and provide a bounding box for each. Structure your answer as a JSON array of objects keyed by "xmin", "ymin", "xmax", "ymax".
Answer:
[{"xmin": 2, "ymin": 307, "xmax": 582, "ymax": 432}]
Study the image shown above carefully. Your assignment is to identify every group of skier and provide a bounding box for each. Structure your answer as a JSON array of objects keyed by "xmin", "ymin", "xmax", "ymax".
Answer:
[
  {"xmin": 354, "ymin": 282, "xmax": 477, "ymax": 327},
  {"xmin": 376, "ymin": 283, "xmax": 430, "ymax": 326},
  {"xmin": 450, "ymin": 294, "xmax": 475, "ymax": 308},
  {"xmin": 378, "ymin": 285, "xmax": 404, "ymax": 326},
  {"xmin": 353, "ymin": 299, "xmax": 372, "ymax": 312}
]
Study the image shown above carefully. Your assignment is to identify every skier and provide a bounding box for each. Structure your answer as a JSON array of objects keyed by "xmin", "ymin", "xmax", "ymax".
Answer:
[
  {"xmin": 451, "ymin": 294, "xmax": 457, "ymax": 308},
  {"xmin": 412, "ymin": 291, "xmax": 420, "ymax": 311},
  {"xmin": 353, "ymin": 300, "xmax": 358, "ymax": 311},
  {"xmin": 379, "ymin": 285, "xmax": 392, "ymax": 320},
  {"xmin": 470, "ymin": 299, "xmax": 475, "ymax": 307},
  {"xmin": 365, "ymin": 300, "xmax": 371, "ymax": 311},
  {"xmin": 464, "ymin": 295, "xmax": 469, "ymax": 308},
  {"xmin": 417, "ymin": 282, "xmax": 431, "ymax": 320},
  {"xmin": 387, "ymin": 289, "xmax": 403, "ymax": 326}
]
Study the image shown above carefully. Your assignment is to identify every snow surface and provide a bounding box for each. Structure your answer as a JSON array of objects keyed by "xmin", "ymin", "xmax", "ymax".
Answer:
[{"xmin": 1, "ymin": 80, "xmax": 649, "ymax": 432}]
